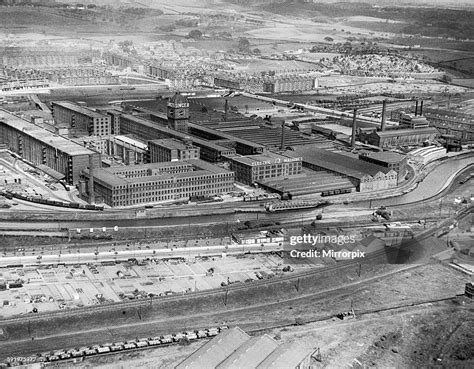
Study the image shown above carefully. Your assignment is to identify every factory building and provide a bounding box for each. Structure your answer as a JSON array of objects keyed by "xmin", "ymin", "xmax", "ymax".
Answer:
[
  {"xmin": 51, "ymin": 101, "xmax": 111, "ymax": 137},
  {"xmin": 76, "ymin": 135, "xmax": 148, "ymax": 165},
  {"xmin": 0, "ymin": 109, "xmax": 100, "ymax": 184},
  {"xmin": 258, "ymin": 171, "xmax": 355, "ymax": 198},
  {"xmin": 148, "ymin": 138, "xmax": 200, "ymax": 163},
  {"xmin": 358, "ymin": 151, "xmax": 408, "ymax": 180},
  {"xmin": 358, "ymin": 127, "xmax": 439, "ymax": 149},
  {"xmin": 398, "ymin": 113, "xmax": 430, "ymax": 129},
  {"xmin": 120, "ymin": 114, "xmax": 236, "ymax": 162},
  {"xmin": 225, "ymin": 152, "xmax": 302, "ymax": 185},
  {"xmin": 292, "ymin": 147, "xmax": 398, "ymax": 192},
  {"xmin": 80, "ymin": 160, "xmax": 234, "ymax": 207},
  {"xmin": 423, "ymin": 108, "xmax": 474, "ymax": 143}
]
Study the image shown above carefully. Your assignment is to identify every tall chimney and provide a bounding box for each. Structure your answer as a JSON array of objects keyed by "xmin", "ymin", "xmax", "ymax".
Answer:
[
  {"xmin": 351, "ymin": 108, "xmax": 357, "ymax": 148},
  {"xmin": 224, "ymin": 99, "xmax": 229, "ymax": 121},
  {"xmin": 420, "ymin": 100, "xmax": 423, "ymax": 116},
  {"xmin": 415, "ymin": 100, "xmax": 419, "ymax": 117},
  {"xmin": 280, "ymin": 121, "xmax": 285, "ymax": 150},
  {"xmin": 381, "ymin": 100, "xmax": 387, "ymax": 131},
  {"xmin": 88, "ymin": 154, "xmax": 95, "ymax": 204}
]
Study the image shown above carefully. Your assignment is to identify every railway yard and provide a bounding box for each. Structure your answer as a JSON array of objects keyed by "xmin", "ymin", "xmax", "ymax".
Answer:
[
  {"xmin": 0, "ymin": 261, "xmax": 470, "ymax": 368},
  {"xmin": 0, "ymin": 253, "xmax": 319, "ymax": 318}
]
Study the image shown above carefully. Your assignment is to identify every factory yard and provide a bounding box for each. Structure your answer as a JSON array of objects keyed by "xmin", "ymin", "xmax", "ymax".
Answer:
[
  {"xmin": 0, "ymin": 152, "xmax": 77, "ymax": 207},
  {"xmin": 0, "ymin": 253, "xmax": 315, "ymax": 319}
]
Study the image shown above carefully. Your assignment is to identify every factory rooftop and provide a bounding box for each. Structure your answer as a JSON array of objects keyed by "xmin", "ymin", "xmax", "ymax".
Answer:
[
  {"xmin": 176, "ymin": 327, "xmax": 250, "ymax": 369},
  {"xmin": 360, "ymin": 151, "xmax": 407, "ymax": 163},
  {"xmin": 149, "ymin": 138, "xmax": 192, "ymax": 150},
  {"xmin": 0, "ymin": 109, "xmax": 96, "ymax": 156},
  {"xmin": 120, "ymin": 113, "xmax": 235, "ymax": 153},
  {"xmin": 176, "ymin": 327, "xmax": 311, "ymax": 369},
  {"xmin": 228, "ymin": 151, "xmax": 302, "ymax": 166},
  {"xmin": 211, "ymin": 124, "xmax": 324, "ymax": 148},
  {"xmin": 189, "ymin": 122, "xmax": 266, "ymax": 150},
  {"xmin": 52, "ymin": 101, "xmax": 106, "ymax": 119},
  {"xmin": 292, "ymin": 146, "xmax": 392, "ymax": 180},
  {"xmin": 87, "ymin": 159, "xmax": 231, "ymax": 188},
  {"xmin": 114, "ymin": 135, "xmax": 148, "ymax": 150},
  {"xmin": 375, "ymin": 127, "xmax": 439, "ymax": 137}
]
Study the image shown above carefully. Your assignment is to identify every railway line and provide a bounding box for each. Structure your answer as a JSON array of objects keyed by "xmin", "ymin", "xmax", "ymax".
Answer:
[
  {"xmin": 1, "ymin": 292, "xmax": 465, "ymax": 367},
  {"xmin": 1, "ymin": 203, "xmax": 470, "ymax": 326}
]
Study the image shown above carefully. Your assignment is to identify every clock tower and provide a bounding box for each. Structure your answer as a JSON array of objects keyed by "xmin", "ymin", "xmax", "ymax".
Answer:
[{"xmin": 167, "ymin": 92, "xmax": 189, "ymax": 132}]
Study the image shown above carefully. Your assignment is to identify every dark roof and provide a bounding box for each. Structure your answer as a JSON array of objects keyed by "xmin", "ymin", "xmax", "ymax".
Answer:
[
  {"xmin": 376, "ymin": 127, "xmax": 438, "ymax": 137},
  {"xmin": 362, "ymin": 151, "xmax": 406, "ymax": 164},
  {"xmin": 292, "ymin": 146, "xmax": 393, "ymax": 180}
]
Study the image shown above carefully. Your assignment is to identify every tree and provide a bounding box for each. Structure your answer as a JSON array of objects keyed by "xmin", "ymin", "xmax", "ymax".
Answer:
[
  {"xmin": 238, "ymin": 37, "xmax": 250, "ymax": 53},
  {"xmin": 441, "ymin": 74, "xmax": 452, "ymax": 84},
  {"xmin": 188, "ymin": 29, "xmax": 202, "ymax": 39},
  {"xmin": 253, "ymin": 48, "xmax": 261, "ymax": 55}
]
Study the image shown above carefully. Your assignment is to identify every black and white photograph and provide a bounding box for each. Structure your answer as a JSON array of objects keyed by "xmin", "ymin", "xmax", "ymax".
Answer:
[{"xmin": 0, "ymin": 0, "xmax": 472, "ymax": 368}]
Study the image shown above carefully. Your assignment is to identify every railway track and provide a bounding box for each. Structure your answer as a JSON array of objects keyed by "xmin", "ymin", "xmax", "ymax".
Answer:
[
  {"xmin": 1, "ymin": 203, "xmax": 471, "ymax": 326},
  {"xmin": 4, "ymin": 294, "xmax": 464, "ymax": 367}
]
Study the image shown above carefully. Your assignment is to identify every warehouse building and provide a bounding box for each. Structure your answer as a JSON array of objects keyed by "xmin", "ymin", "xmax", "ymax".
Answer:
[
  {"xmin": 51, "ymin": 101, "xmax": 111, "ymax": 137},
  {"xmin": 292, "ymin": 147, "xmax": 398, "ymax": 192},
  {"xmin": 358, "ymin": 127, "xmax": 439, "ymax": 148},
  {"xmin": 0, "ymin": 109, "xmax": 100, "ymax": 184},
  {"xmin": 148, "ymin": 138, "xmax": 200, "ymax": 163},
  {"xmin": 358, "ymin": 151, "xmax": 408, "ymax": 180},
  {"xmin": 258, "ymin": 171, "xmax": 355, "ymax": 198},
  {"xmin": 176, "ymin": 327, "xmax": 312, "ymax": 369},
  {"xmin": 225, "ymin": 152, "xmax": 302, "ymax": 185},
  {"xmin": 80, "ymin": 160, "xmax": 234, "ymax": 207}
]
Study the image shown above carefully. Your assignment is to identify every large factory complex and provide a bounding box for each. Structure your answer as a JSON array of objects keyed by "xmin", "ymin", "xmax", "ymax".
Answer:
[{"xmin": 0, "ymin": 91, "xmax": 455, "ymax": 207}]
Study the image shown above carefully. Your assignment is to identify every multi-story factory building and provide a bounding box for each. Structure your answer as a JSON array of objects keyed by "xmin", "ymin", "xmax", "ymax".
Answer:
[
  {"xmin": 0, "ymin": 109, "xmax": 100, "ymax": 184},
  {"xmin": 51, "ymin": 101, "xmax": 111, "ymax": 137},
  {"xmin": 120, "ymin": 114, "xmax": 236, "ymax": 162},
  {"xmin": 149, "ymin": 138, "xmax": 200, "ymax": 162},
  {"xmin": 226, "ymin": 152, "xmax": 302, "ymax": 185},
  {"xmin": 80, "ymin": 160, "xmax": 234, "ymax": 207}
]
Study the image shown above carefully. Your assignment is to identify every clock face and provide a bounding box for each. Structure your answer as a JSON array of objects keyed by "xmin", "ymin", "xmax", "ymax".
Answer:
[{"xmin": 176, "ymin": 109, "xmax": 186, "ymax": 118}]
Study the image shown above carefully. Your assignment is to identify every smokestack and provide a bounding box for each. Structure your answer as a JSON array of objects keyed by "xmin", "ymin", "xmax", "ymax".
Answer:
[
  {"xmin": 280, "ymin": 121, "xmax": 285, "ymax": 150},
  {"xmin": 420, "ymin": 100, "xmax": 423, "ymax": 116},
  {"xmin": 415, "ymin": 100, "xmax": 419, "ymax": 117},
  {"xmin": 88, "ymin": 154, "xmax": 95, "ymax": 204},
  {"xmin": 381, "ymin": 100, "xmax": 387, "ymax": 132},
  {"xmin": 351, "ymin": 108, "xmax": 357, "ymax": 148}
]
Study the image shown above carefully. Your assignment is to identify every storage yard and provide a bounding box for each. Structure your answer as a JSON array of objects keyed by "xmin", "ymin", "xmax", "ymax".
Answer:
[{"xmin": 0, "ymin": 253, "xmax": 317, "ymax": 319}]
